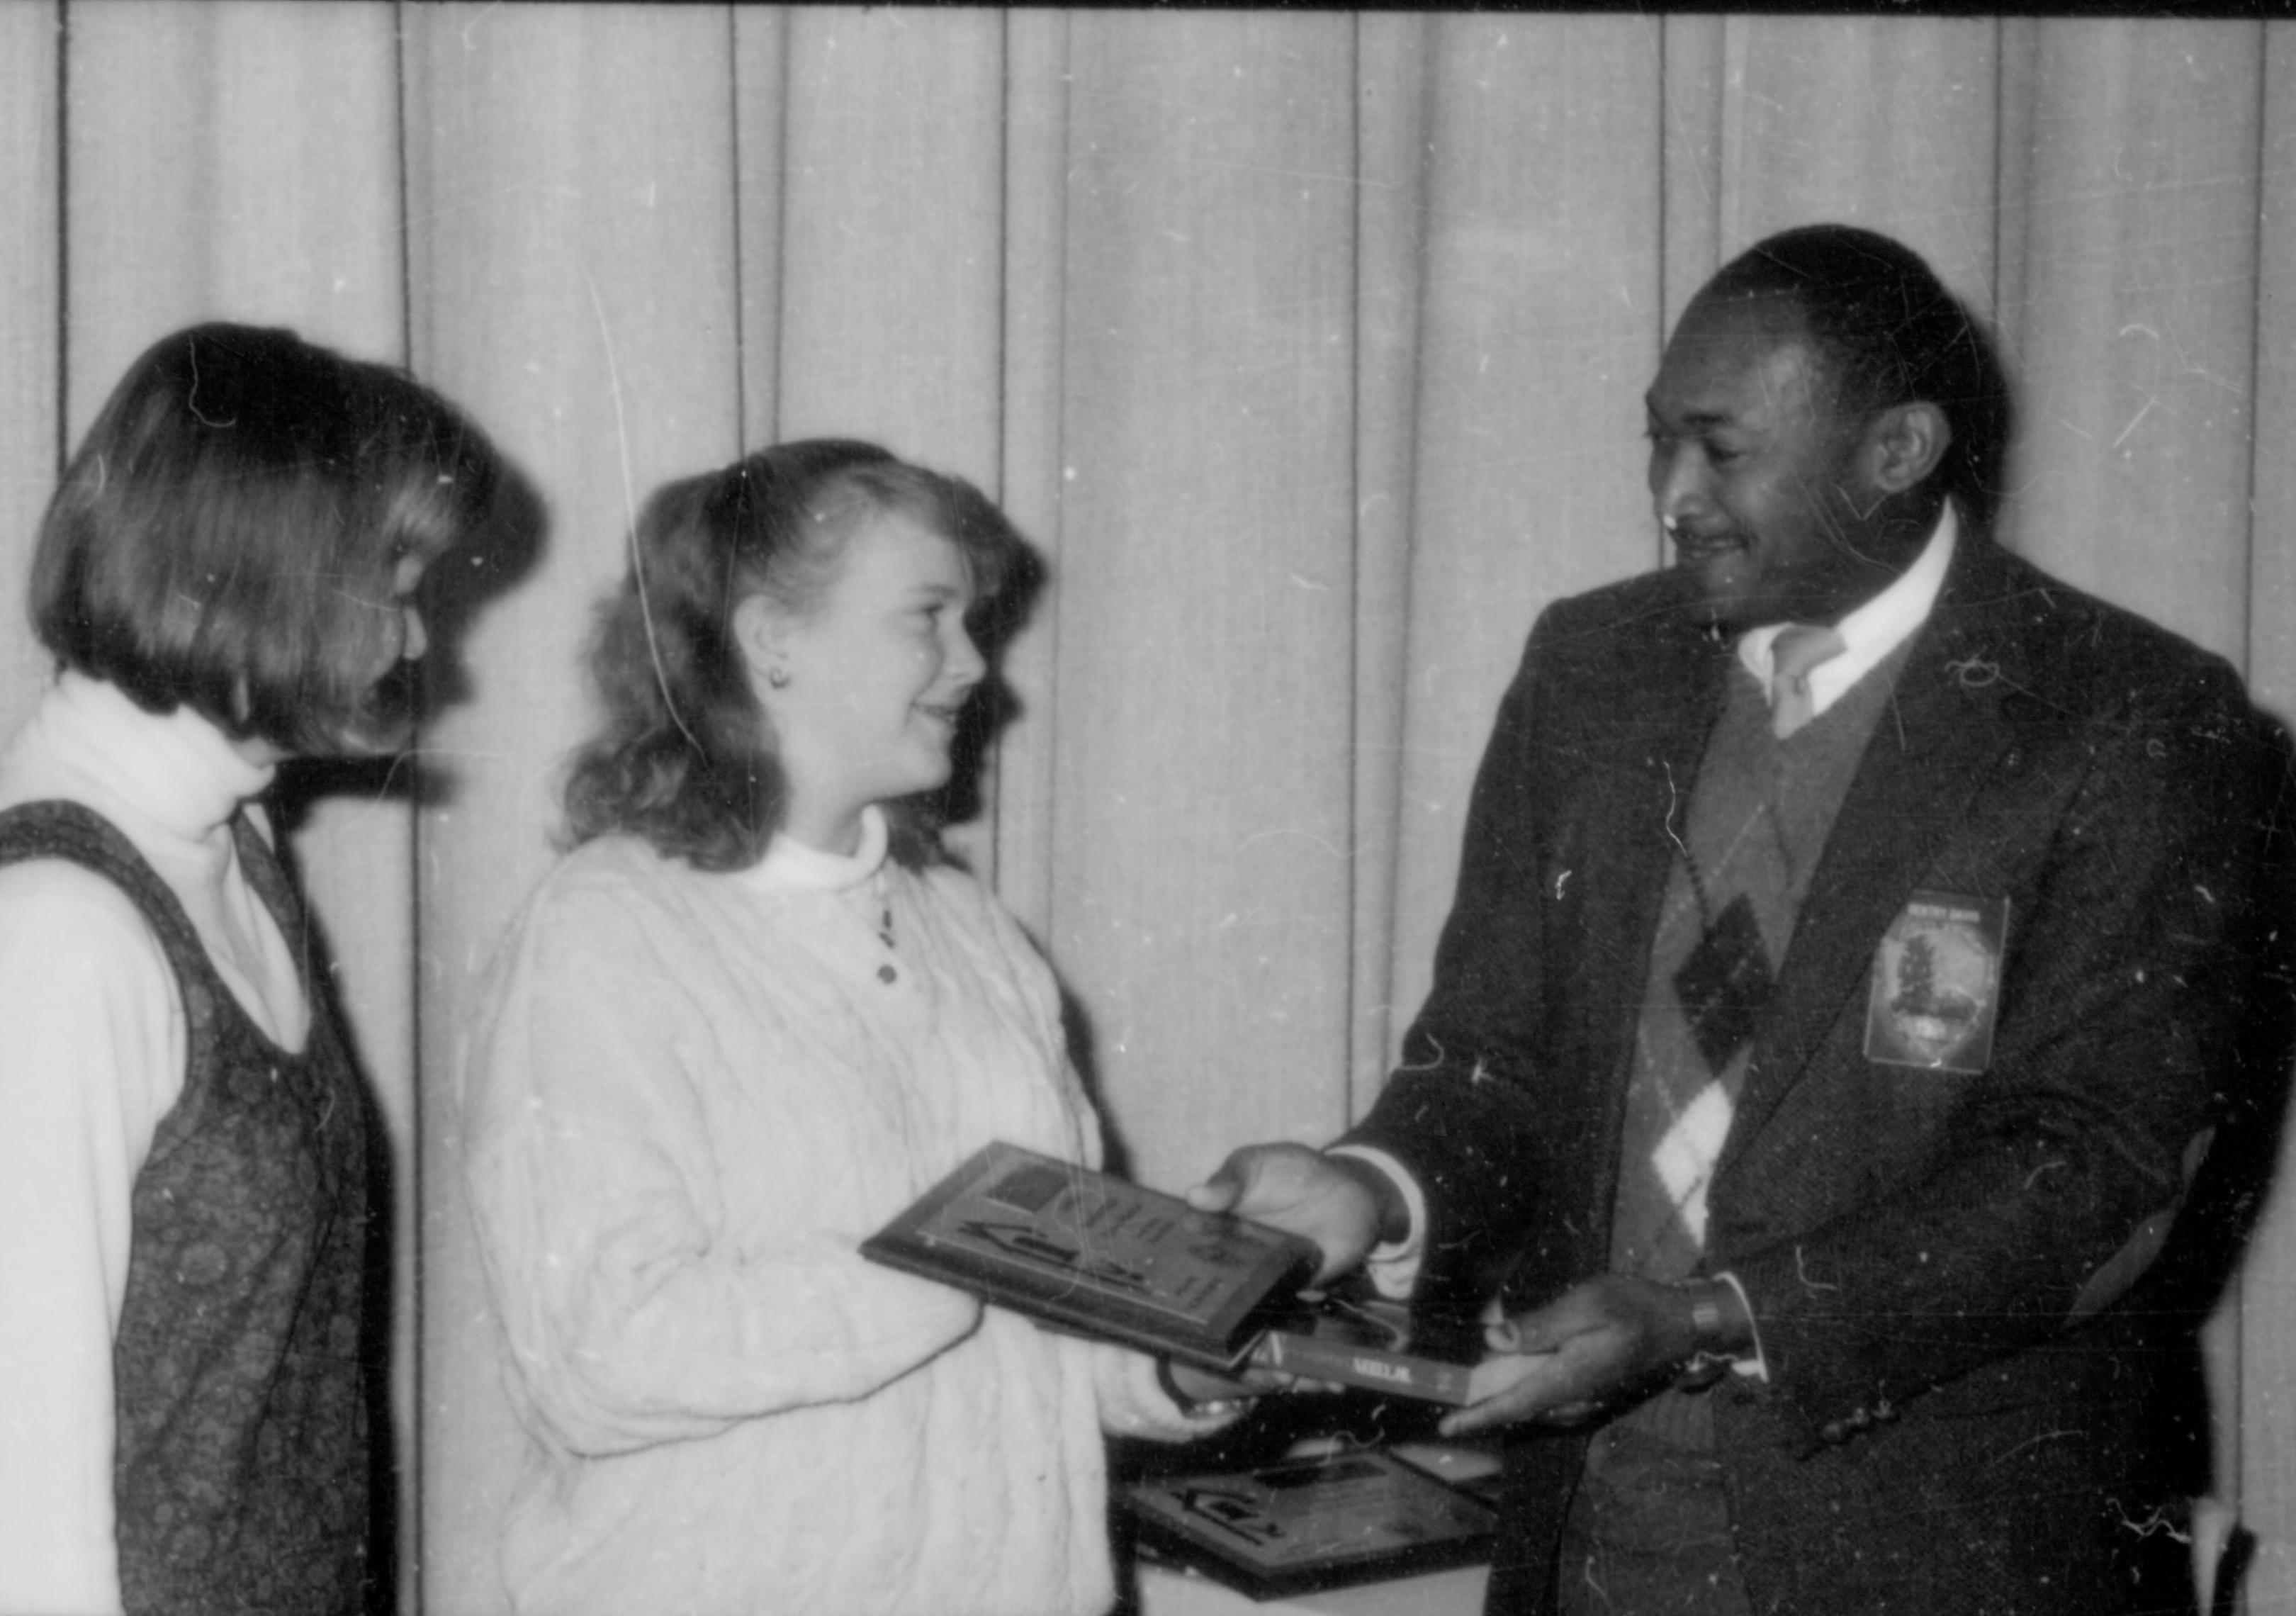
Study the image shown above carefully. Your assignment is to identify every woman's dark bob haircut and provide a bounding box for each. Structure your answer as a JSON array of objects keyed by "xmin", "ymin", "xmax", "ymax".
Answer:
[
  {"xmin": 563, "ymin": 439, "xmax": 1034, "ymax": 874},
  {"xmin": 30, "ymin": 322, "xmax": 500, "ymax": 755}
]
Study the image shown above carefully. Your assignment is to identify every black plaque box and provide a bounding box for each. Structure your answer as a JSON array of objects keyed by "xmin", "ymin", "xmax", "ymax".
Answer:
[
  {"xmin": 860, "ymin": 1141, "xmax": 1320, "ymax": 1371},
  {"xmin": 1124, "ymin": 1447, "xmax": 1497, "ymax": 1600}
]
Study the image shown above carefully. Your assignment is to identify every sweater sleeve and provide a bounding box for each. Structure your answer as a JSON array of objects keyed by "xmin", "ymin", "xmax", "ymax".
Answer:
[
  {"xmin": 458, "ymin": 875, "xmax": 984, "ymax": 1459},
  {"xmin": 1088, "ymin": 1342, "xmax": 1251, "ymax": 1442},
  {"xmin": 0, "ymin": 864, "xmax": 182, "ymax": 1616}
]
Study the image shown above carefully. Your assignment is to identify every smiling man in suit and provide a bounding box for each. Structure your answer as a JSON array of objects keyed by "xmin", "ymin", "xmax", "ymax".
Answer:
[{"xmin": 1193, "ymin": 224, "xmax": 2292, "ymax": 1615}]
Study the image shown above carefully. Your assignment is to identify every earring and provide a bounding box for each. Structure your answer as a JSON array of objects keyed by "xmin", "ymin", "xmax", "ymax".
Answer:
[{"xmin": 767, "ymin": 667, "xmax": 790, "ymax": 690}]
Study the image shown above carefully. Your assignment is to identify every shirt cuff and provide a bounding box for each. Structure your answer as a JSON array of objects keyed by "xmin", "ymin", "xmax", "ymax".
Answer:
[
  {"xmin": 1324, "ymin": 1145, "xmax": 1426, "ymax": 1299},
  {"xmin": 1711, "ymin": 1269, "xmax": 1769, "ymax": 1381}
]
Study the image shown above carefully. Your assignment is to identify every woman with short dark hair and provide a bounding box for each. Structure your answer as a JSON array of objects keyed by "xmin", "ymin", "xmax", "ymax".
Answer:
[
  {"xmin": 461, "ymin": 441, "xmax": 1242, "ymax": 1616},
  {"xmin": 0, "ymin": 322, "xmax": 500, "ymax": 1616}
]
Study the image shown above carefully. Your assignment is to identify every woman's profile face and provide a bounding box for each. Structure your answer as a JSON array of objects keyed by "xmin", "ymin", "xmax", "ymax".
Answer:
[
  {"xmin": 755, "ymin": 508, "xmax": 985, "ymax": 854},
  {"xmin": 337, "ymin": 551, "xmax": 434, "ymax": 756},
  {"xmin": 378, "ymin": 552, "xmax": 432, "ymax": 672}
]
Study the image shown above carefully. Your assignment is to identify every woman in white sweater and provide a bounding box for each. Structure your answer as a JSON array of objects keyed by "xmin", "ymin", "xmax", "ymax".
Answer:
[
  {"xmin": 0, "ymin": 324, "xmax": 500, "ymax": 1616},
  {"xmin": 461, "ymin": 442, "xmax": 1249, "ymax": 1616}
]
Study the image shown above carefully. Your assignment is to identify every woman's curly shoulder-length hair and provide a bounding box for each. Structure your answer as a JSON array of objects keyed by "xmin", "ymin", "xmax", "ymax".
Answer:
[
  {"xmin": 30, "ymin": 321, "xmax": 501, "ymax": 755},
  {"xmin": 561, "ymin": 439, "xmax": 1035, "ymax": 873}
]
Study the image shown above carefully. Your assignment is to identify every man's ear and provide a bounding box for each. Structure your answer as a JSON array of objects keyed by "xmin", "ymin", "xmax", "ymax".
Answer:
[{"xmin": 1864, "ymin": 400, "xmax": 1950, "ymax": 495}]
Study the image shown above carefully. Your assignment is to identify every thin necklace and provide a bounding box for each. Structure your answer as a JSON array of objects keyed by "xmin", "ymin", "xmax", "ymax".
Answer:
[{"xmin": 871, "ymin": 879, "xmax": 897, "ymax": 984}]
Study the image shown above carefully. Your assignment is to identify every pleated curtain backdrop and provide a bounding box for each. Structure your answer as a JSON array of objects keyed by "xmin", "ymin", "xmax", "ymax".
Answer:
[{"xmin": 1, "ymin": 6, "xmax": 2292, "ymax": 1612}]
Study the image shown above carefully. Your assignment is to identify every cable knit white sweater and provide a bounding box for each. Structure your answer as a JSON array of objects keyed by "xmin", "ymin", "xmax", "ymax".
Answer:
[{"xmin": 460, "ymin": 808, "xmax": 1220, "ymax": 1616}]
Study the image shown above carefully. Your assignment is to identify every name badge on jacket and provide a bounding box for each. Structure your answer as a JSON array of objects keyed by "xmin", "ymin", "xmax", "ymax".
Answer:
[{"xmin": 1864, "ymin": 890, "xmax": 2008, "ymax": 1074}]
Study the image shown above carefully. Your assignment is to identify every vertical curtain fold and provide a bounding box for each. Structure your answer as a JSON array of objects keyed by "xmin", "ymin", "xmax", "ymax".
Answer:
[
  {"xmin": 1051, "ymin": 13, "xmax": 1363, "ymax": 1178},
  {"xmin": 401, "ymin": 8, "xmax": 745, "ymax": 1602},
  {"xmin": 0, "ymin": 2, "xmax": 60, "ymax": 728},
  {"xmin": 1349, "ymin": 13, "xmax": 1430, "ymax": 1112},
  {"xmin": 733, "ymin": 6, "xmax": 788, "ymax": 451},
  {"xmin": 1999, "ymin": 21, "xmax": 2263, "ymax": 656},
  {"xmin": 994, "ymin": 9, "xmax": 1075, "ymax": 926},
  {"xmin": 1384, "ymin": 16, "xmax": 1663, "ymax": 1045},
  {"xmin": 769, "ymin": 6, "xmax": 1015, "ymax": 874},
  {"xmin": 2237, "ymin": 26, "xmax": 2296, "ymax": 1593},
  {"xmin": 772, "ymin": 6, "xmax": 1008, "ymax": 468}
]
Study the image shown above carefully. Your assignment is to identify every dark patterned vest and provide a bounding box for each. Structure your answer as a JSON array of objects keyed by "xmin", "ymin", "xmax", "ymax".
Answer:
[{"xmin": 0, "ymin": 801, "xmax": 372, "ymax": 1615}]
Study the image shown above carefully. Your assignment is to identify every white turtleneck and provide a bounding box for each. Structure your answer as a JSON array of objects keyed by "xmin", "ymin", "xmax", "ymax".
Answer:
[
  {"xmin": 0, "ymin": 673, "xmax": 308, "ymax": 1616},
  {"xmin": 733, "ymin": 799, "xmax": 893, "ymax": 897}
]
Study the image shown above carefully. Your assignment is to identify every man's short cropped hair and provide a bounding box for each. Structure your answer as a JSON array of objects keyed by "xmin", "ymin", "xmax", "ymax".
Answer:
[{"xmin": 1706, "ymin": 224, "xmax": 2014, "ymax": 531}]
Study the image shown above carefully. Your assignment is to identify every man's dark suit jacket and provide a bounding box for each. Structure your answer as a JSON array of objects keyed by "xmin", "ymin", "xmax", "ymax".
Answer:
[{"xmin": 1346, "ymin": 531, "xmax": 2293, "ymax": 1615}]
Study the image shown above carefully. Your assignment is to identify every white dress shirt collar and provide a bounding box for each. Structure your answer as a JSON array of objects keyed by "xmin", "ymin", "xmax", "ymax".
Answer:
[{"xmin": 1736, "ymin": 501, "xmax": 1959, "ymax": 722}]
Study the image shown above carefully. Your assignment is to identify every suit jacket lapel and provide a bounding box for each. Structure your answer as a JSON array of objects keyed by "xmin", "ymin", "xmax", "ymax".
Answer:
[
  {"xmin": 1719, "ymin": 538, "xmax": 2038, "ymax": 1172},
  {"xmin": 1576, "ymin": 591, "xmax": 1734, "ymax": 1140}
]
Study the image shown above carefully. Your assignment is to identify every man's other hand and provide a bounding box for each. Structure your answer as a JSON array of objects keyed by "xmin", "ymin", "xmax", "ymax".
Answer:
[
  {"xmin": 1185, "ymin": 1143, "xmax": 1397, "ymax": 1286},
  {"xmin": 1438, "ymin": 1274, "xmax": 1749, "ymax": 1437}
]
